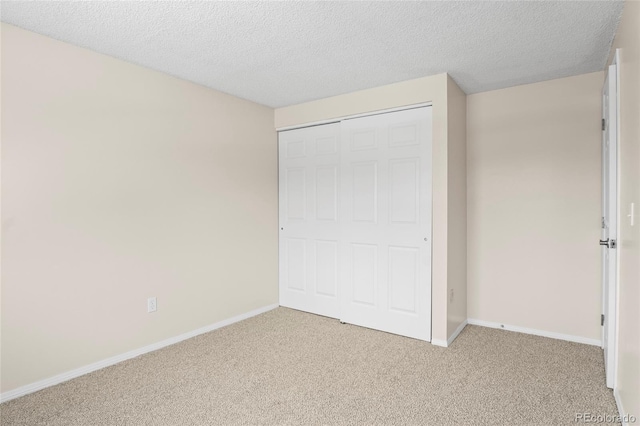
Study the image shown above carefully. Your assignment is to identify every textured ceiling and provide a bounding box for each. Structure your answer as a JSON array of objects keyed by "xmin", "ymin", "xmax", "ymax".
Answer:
[{"xmin": 1, "ymin": 1, "xmax": 624, "ymax": 108}]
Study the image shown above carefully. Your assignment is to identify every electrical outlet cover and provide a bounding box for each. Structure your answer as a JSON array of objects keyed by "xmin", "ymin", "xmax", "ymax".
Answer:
[{"xmin": 147, "ymin": 297, "xmax": 157, "ymax": 313}]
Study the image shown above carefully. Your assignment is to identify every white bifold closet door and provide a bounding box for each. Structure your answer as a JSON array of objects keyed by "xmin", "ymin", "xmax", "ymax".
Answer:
[{"xmin": 279, "ymin": 107, "xmax": 432, "ymax": 341}]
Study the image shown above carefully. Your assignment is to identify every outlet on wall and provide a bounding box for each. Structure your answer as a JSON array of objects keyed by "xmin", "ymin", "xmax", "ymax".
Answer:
[{"xmin": 147, "ymin": 297, "xmax": 157, "ymax": 313}]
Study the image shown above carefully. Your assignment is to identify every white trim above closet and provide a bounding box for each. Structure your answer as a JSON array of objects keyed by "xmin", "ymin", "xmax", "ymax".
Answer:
[{"xmin": 275, "ymin": 102, "xmax": 433, "ymax": 132}]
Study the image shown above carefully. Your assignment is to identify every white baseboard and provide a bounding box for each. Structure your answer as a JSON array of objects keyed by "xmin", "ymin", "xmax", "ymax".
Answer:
[
  {"xmin": 431, "ymin": 320, "xmax": 468, "ymax": 348},
  {"xmin": 614, "ymin": 388, "xmax": 635, "ymax": 426},
  {"xmin": 467, "ymin": 318, "xmax": 601, "ymax": 346},
  {"xmin": 448, "ymin": 320, "xmax": 468, "ymax": 346},
  {"xmin": 0, "ymin": 303, "xmax": 279, "ymax": 404}
]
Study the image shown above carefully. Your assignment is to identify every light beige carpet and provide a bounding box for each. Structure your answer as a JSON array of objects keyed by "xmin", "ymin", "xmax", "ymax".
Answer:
[{"xmin": 1, "ymin": 307, "xmax": 619, "ymax": 425}]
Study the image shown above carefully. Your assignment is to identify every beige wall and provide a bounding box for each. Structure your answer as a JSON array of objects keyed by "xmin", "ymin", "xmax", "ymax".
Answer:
[
  {"xmin": 447, "ymin": 76, "xmax": 467, "ymax": 337},
  {"xmin": 467, "ymin": 72, "xmax": 604, "ymax": 341},
  {"xmin": 609, "ymin": 0, "xmax": 640, "ymax": 419},
  {"xmin": 275, "ymin": 73, "xmax": 466, "ymax": 344},
  {"xmin": 0, "ymin": 24, "xmax": 278, "ymax": 393}
]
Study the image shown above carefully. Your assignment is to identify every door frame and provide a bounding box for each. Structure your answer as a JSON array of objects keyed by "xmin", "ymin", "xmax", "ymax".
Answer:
[{"xmin": 601, "ymin": 49, "xmax": 620, "ymax": 389}]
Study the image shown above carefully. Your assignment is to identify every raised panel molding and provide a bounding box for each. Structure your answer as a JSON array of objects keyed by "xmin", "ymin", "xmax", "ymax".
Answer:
[
  {"xmin": 352, "ymin": 161, "xmax": 378, "ymax": 223},
  {"xmin": 286, "ymin": 139, "xmax": 306, "ymax": 158},
  {"xmin": 389, "ymin": 123, "xmax": 418, "ymax": 147},
  {"xmin": 351, "ymin": 129, "xmax": 377, "ymax": 151},
  {"xmin": 286, "ymin": 168, "xmax": 306, "ymax": 220},
  {"xmin": 351, "ymin": 243, "xmax": 378, "ymax": 306},
  {"xmin": 315, "ymin": 166, "xmax": 337, "ymax": 221},
  {"xmin": 286, "ymin": 238, "xmax": 306, "ymax": 291},
  {"xmin": 389, "ymin": 158, "xmax": 419, "ymax": 224},
  {"xmin": 316, "ymin": 136, "xmax": 337, "ymax": 155},
  {"xmin": 388, "ymin": 246, "xmax": 419, "ymax": 314},
  {"xmin": 315, "ymin": 240, "xmax": 338, "ymax": 297}
]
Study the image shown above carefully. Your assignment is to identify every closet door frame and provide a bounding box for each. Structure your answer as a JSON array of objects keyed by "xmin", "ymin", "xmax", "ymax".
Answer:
[{"xmin": 277, "ymin": 102, "xmax": 433, "ymax": 339}]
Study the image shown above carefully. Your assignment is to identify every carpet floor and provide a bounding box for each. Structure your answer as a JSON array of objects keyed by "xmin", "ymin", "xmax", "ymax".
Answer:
[{"xmin": 0, "ymin": 307, "xmax": 619, "ymax": 425}]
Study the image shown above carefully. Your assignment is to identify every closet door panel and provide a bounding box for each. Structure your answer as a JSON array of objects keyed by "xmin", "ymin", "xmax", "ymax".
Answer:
[
  {"xmin": 340, "ymin": 107, "xmax": 432, "ymax": 341},
  {"xmin": 279, "ymin": 123, "xmax": 341, "ymax": 318}
]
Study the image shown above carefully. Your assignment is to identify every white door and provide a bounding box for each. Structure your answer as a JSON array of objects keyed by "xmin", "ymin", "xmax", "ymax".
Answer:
[
  {"xmin": 601, "ymin": 63, "xmax": 618, "ymax": 389},
  {"xmin": 339, "ymin": 107, "xmax": 432, "ymax": 341},
  {"xmin": 279, "ymin": 123, "xmax": 341, "ymax": 318}
]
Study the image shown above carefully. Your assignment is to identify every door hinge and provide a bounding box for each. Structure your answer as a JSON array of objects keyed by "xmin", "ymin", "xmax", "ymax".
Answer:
[
  {"xmin": 601, "ymin": 314, "xmax": 605, "ymax": 326},
  {"xmin": 602, "ymin": 118, "xmax": 606, "ymax": 131},
  {"xmin": 602, "ymin": 217, "xmax": 606, "ymax": 229}
]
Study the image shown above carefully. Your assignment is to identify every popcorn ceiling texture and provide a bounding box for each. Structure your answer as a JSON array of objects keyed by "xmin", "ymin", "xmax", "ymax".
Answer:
[{"xmin": 0, "ymin": 1, "xmax": 623, "ymax": 108}]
